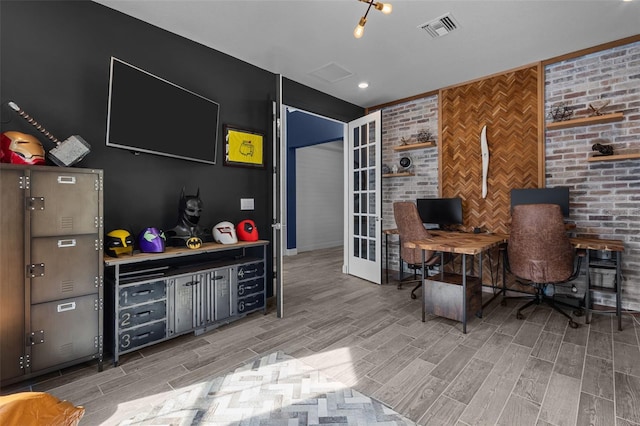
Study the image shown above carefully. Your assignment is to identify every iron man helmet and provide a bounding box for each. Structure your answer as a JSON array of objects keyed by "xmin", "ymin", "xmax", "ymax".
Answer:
[{"xmin": 0, "ymin": 131, "xmax": 45, "ymax": 165}]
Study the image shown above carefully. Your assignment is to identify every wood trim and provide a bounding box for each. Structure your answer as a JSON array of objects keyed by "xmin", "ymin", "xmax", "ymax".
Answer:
[
  {"xmin": 541, "ymin": 34, "xmax": 640, "ymax": 66},
  {"xmin": 438, "ymin": 89, "xmax": 444, "ymax": 198},
  {"xmin": 538, "ymin": 61, "xmax": 545, "ymax": 188},
  {"xmin": 365, "ymin": 89, "xmax": 439, "ymax": 113},
  {"xmin": 438, "ymin": 62, "xmax": 540, "ymax": 92}
]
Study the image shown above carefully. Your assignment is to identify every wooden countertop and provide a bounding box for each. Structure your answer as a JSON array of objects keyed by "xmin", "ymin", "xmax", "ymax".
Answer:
[{"xmin": 404, "ymin": 231, "xmax": 508, "ymax": 256}]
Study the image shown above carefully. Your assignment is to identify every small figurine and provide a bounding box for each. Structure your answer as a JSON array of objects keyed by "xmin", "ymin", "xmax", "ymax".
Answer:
[
  {"xmin": 592, "ymin": 142, "xmax": 614, "ymax": 156},
  {"xmin": 549, "ymin": 103, "xmax": 573, "ymax": 122},
  {"xmin": 588, "ymin": 100, "xmax": 611, "ymax": 116}
]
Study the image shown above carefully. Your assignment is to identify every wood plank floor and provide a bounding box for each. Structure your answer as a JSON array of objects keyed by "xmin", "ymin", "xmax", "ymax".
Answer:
[{"xmin": 3, "ymin": 246, "xmax": 640, "ymax": 425}]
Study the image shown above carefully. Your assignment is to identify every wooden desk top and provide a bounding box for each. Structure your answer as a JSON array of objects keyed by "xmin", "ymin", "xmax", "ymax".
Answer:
[
  {"xmin": 404, "ymin": 231, "xmax": 508, "ymax": 256},
  {"xmin": 570, "ymin": 237, "xmax": 624, "ymax": 252},
  {"xmin": 104, "ymin": 240, "xmax": 269, "ymax": 266}
]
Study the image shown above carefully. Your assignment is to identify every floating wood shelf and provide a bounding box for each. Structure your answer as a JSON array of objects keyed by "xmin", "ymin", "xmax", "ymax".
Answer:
[
  {"xmin": 587, "ymin": 153, "xmax": 640, "ymax": 162},
  {"xmin": 383, "ymin": 172, "xmax": 414, "ymax": 178},
  {"xmin": 392, "ymin": 141, "xmax": 436, "ymax": 151},
  {"xmin": 546, "ymin": 112, "xmax": 624, "ymax": 130}
]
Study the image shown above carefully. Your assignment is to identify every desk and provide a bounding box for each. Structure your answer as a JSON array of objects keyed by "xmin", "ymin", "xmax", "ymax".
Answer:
[
  {"xmin": 405, "ymin": 232, "xmax": 508, "ymax": 333},
  {"xmin": 570, "ymin": 237, "xmax": 624, "ymax": 331}
]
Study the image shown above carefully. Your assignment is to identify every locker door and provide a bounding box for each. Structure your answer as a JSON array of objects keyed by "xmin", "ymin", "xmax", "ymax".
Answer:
[
  {"xmin": 30, "ymin": 294, "xmax": 99, "ymax": 371},
  {"xmin": 29, "ymin": 169, "xmax": 100, "ymax": 237},
  {"xmin": 0, "ymin": 166, "xmax": 27, "ymax": 382},
  {"xmin": 30, "ymin": 234, "xmax": 100, "ymax": 303}
]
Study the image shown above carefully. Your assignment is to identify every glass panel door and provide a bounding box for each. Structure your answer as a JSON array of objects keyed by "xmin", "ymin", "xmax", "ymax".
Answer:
[{"xmin": 346, "ymin": 111, "xmax": 381, "ymax": 284}]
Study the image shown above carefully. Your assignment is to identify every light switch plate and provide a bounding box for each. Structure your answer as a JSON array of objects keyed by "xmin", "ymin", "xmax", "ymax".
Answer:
[{"xmin": 241, "ymin": 198, "xmax": 254, "ymax": 211}]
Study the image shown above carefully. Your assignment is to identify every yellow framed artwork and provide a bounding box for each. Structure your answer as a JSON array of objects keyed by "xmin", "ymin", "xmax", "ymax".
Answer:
[{"xmin": 224, "ymin": 125, "xmax": 265, "ymax": 168}]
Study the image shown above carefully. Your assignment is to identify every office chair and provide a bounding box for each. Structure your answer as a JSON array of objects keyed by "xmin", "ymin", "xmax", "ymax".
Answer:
[
  {"xmin": 393, "ymin": 201, "xmax": 445, "ymax": 299},
  {"xmin": 503, "ymin": 204, "xmax": 585, "ymax": 328}
]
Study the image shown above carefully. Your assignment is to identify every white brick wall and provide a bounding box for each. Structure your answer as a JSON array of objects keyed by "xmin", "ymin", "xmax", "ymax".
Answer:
[
  {"xmin": 381, "ymin": 95, "xmax": 439, "ymax": 273},
  {"xmin": 545, "ymin": 41, "xmax": 640, "ymax": 311},
  {"xmin": 381, "ymin": 41, "xmax": 640, "ymax": 311}
]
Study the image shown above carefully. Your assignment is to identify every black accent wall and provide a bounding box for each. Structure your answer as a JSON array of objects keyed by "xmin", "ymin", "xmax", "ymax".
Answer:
[{"xmin": 1, "ymin": 0, "xmax": 363, "ymax": 297}]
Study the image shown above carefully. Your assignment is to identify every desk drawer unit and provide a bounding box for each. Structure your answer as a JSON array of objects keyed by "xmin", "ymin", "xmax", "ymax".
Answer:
[
  {"xmin": 118, "ymin": 320, "xmax": 166, "ymax": 353},
  {"xmin": 119, "ymin": 280, "xmax": 166, "ymax": 307},
  {"xmin": 424, "ymin": 273, "xmax": 482, "ymax": 322},
  {"xmin": 235, "ymin": 260, "xmax": 266, "ymax": 316}
]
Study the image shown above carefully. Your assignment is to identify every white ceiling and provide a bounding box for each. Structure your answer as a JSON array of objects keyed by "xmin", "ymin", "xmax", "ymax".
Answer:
[{"xmin": 94, "ymin": 1, "xmax": 640, "ymax": 108}]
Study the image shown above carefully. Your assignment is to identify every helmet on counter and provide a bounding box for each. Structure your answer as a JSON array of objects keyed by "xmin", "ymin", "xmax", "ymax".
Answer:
[
  {"xmin": 138, "ymin": 227, "xmax": 166, "ymax": 253},
  {"xmin": 105, "ymin": 229, "xmax": 134, "ymax": 257},
  {"xmin": 213, "ymin": 221, "xmax": 237, "ymax": 244},
  {"xmin": 237, "ymin": 219, "xmax": 258, "ymax": 241},
  {"xmin": 0, "ymin": 131, "xmax": 45, "ymax": 165}
]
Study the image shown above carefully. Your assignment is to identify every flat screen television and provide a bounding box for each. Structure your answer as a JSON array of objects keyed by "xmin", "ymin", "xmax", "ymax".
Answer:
[
  {"xmin": 510, "ymin": 187, "xmax": 570, "ymax": 218},
  {"xmin": 416, "ymin": 197, "xmax": 463, "ymax": 229},
  {"xmin": 106, "ymin": 57, "xmax": 220, "ymax": 164}
]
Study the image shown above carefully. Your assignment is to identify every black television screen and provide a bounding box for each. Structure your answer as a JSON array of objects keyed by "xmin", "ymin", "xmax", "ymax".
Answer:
[
  {"xmin": 106, "ymin": 57, "xmax": 219, "ymax": 164},
  {"xmin": 510, "ymin": 187, "xmax": 570, "ymax": 218},
  {"xmin": 416, "ymin": 197, "xmax": 463, "ymax": 228}
]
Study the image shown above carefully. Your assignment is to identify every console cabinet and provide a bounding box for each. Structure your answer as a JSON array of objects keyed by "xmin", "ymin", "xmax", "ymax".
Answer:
[
  {"xmin": 105, "ymin": 241, "xmax": 268, "ymax": 365},
  {"xmin": 0, "ymin": 164, "xmax": 104, "ymax": 386}
]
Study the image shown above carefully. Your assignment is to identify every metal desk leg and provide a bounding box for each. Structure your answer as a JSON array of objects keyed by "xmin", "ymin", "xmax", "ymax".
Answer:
[
  {"xmin": 462, "ymin": 253, "xmax": 467, "ymax": 334},
  {"xmin": 616, "ymin": 251, "xmax": 622, "ymax": 331},
  {"xmin": 421, "ymin": 249, "xmax": 426, "ymax": 322},
  {"xmin": 385, "ymin": 232, "xmax": 389, "ymax": 284},
  {"xmin": 586, "ymin": 249, "xmax": 591, "ymax": 324},
  {"xmin": 477, "ymin": 252, "xmax": 483, "ymax": 318}
]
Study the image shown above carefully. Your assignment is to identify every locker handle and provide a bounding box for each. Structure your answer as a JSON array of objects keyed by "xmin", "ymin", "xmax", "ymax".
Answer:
[
  {"xmin": 57, "ymin": 176, "xmax": 76, "ymax": 184},
  {"xmin": 57, "ymin": 302, "xmax": 76, "ymax": 312},
  {"xmin": 135, "ymin": 311, "xmax": 152, "ymax": 317},
  {"xmin": 57, "ymin": 239, "xmax": 77, "ymax": 248},
  {"xmin": 184, "ymin": 281, "xmax": 199, "ymax": 287},
  {"xmin": 212, "ymin": 276, "xmax": 225, "ymax": 280},
  {"xmin": 132, "ymin": 290, "xmax": 152, "ymax": 296}
]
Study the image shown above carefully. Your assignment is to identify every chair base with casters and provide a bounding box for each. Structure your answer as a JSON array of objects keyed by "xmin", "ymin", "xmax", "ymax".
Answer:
[
  {"xmin": 398, "ymin": 252, "xmax": 449, "ymax": 299},
  {"xmin": 501, "ymin": 240, "xmax": 586, "ymax": 329}
]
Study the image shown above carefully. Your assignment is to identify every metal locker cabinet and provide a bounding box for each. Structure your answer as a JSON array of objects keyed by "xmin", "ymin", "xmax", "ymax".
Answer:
[
  {"xmin": 30, "ymin": 294, "xmax": 100, "ymax": 371},
  {"xmin": 172, "ymin": 273, "xmax": 206, "ymax": 335},
  {"xmin": 28, "ymin": 170, "xmax": 100, "ymax": 237},
  {"xmin": 0, "ymin": 166, "xmax": 27, "ymax": 382},
  {"xmin": 213, "ymin": 268, "xmax": 231, "ymax": 321},
  {"xmin": 30, "ymin": 234, "xmax": 100, "ymax": 304}
]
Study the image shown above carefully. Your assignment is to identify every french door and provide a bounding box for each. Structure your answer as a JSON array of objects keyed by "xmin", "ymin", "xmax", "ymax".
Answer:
[{"xmin": 345, "ymin": 111, "xmax": 382, "ymax": 284}]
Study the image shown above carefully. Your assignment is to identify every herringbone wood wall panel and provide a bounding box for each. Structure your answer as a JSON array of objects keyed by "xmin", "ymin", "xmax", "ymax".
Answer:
[{"xmin": 439, "ymin": 66, "xmax": 540, "ymax": 235}]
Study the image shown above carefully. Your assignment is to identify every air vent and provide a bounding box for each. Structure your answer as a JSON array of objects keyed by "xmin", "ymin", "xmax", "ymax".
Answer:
[
  {"xmin": 308, "ymin": 62, "xmax": 354, "ymax": 84},
  {"xmin": 418, "ymin": 13, "xmax": 460, "ymax": 38}
]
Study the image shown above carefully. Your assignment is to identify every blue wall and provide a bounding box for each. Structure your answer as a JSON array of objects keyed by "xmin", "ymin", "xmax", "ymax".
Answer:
[{"xmin": 286, "ymin": 109, "xmax": 344, "ymax": 250}]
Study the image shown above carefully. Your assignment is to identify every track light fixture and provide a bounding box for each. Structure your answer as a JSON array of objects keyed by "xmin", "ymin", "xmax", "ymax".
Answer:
[{"xmin": 354, "ymin": 0, "xmax": 392, "ymax": 39}]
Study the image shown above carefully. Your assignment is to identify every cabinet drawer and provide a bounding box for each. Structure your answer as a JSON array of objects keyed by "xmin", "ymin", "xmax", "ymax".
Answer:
[
  {"xmin": 236, "ymin": 261, "xmax": 264, "ymax": 281},
  {"xmin": 237, "ymin": 293, "xmax": 264, "ymax": 314},
  {"xmin": 118, "ymin": 321, "xmax": 166, "ymax": 353},
  {"xmin": 119, "ymin": 280, "xmax": 166, "ymax": 307},
  {"xmin": 237, "ymin": 278, "xmax": 264, "ymax": 298},
  {"xmin": 118, "ymin": 300, "xmax": 166, "ymax": 330}
]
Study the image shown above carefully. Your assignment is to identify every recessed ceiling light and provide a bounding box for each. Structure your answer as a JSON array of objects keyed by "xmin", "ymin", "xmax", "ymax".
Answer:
[{"xmin": 358, "ymin": 82, "xmax": 369, "ymax": 89}]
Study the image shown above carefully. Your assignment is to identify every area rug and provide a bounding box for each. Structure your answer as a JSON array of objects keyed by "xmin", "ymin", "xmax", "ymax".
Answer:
[{"xmin": 120, "ymin": 350, "xmax": 414, "ymax": 425}]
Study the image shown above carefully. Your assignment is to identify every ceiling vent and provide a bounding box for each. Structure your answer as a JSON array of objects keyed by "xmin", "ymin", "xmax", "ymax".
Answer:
[
  {"xmin": 308, "ymin": 62, "xmax": 353, "ymax": 84},
  {"xmin": 418, "ymin": 13, "xmax": 460, "ymax": 38}
]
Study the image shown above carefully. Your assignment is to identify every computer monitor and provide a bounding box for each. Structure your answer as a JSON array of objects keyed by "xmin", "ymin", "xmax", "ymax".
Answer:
[
  {"xmin": 416, "ymin": 197, "xmax": 463, "ymax": 229},
  {"xmin": 510, "ymin": 187, "xmax": 570, "ymax": 218}
]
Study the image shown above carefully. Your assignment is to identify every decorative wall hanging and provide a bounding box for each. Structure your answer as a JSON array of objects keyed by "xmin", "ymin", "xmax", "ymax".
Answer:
[
  {"xmin": 480, "ymin": 125, "xmax": 489, "ymax": 199},
  {"xmin": 224, "ymin": 125, "xmax": 265, "ymax": 168}
]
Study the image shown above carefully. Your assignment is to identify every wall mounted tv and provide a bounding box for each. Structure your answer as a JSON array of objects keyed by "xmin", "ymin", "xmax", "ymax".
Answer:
[{"xmin": 106, "ymin": 57, "xmax": 220, "ymax": 164}]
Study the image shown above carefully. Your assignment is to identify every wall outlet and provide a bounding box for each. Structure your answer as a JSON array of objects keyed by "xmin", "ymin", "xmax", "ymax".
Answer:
[{"xmin": 241, "ymin": 198, "xmax": 254, "ymax": 210}]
